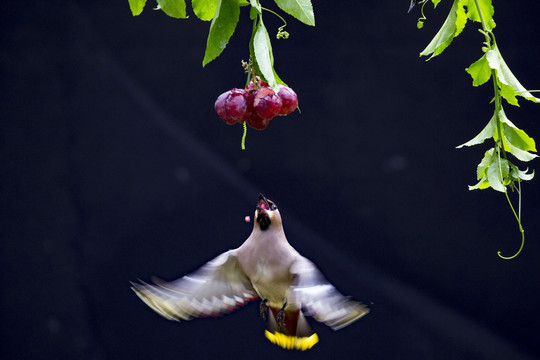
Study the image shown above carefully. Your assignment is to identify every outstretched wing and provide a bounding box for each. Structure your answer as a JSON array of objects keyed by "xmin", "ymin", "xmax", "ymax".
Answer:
[
  {"xmin": 290, "ymin": 255, "xmax": 369, "ymax": 330},
  {"xmin": 131, "ymin": 249, "xmax": 258, "ymax": 321}
]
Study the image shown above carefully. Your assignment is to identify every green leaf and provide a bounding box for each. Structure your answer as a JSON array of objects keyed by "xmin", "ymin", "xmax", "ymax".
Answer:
[
  {"xmin": 469, "ymin": 175, "xmax": 490, "ymax": 190},
  {"xmin": 456, "ymin": 113, "xmax": 496, "ymax": 148},
  {"xmin": 274, "ymin": 0, "xmax": 315, "ymax": 26},
  {"xmin": 273, "ymin": 68, "xmax": 286, "ymax": 86},
  {"xmin": 464, "ymin": 0, "xmax": 495, "ymax": 30},
  {"xmin": 454, "ymin": 0, "xmax": 468, "ymax": 37},
  {"xmin": 420, "ymin": 0, "xmax": 461, "ymax": 59},
  {"xmin": 202, "ymin": 0, "xmax": 241, "ymax": 67},
  {"xmin": 466, "ymin": 53, "xmax": 491, "ymax": 87},
  {"xmin": 157, "ymin": 0, "xmax": 187, "ymax": 18},
  {"xmin": 192, "ymin": 0, "xmax": 219, "ymax": 20},
  {"xmin": 504, "ymin": 141, "xmax": 538, "ymax": 162},
  {"xmin": 128, "ymin": 0, "xmax": 147, "ymax": 15},
  {"xmin": 511, "ymin": 166, "xmax": 535, "ymax": 182},
  {"xmin": 486, "ymin": 46, "xmax": 540, "ymax": 104},
  {"xmin": 497, "ymin": 78, "xmax": 519, "ymax": 106},
  {"xmin": 432, "ymin": 0, "xmax": 442, "ymax": 8},
  {"xmin": 487, "ymin": 155, "xmax": 509, "ymax": 192},
  {"xmin": 253, "ymin": 17, "xmax": 278, "ymax": 89},
  {"xmin": 469, "ymin": 148, "xmax": 510, "ymax": 191},
  {"xmin": 499, "ymin": 109, "xmax": 537, "ymax": 152},
  {"xmin": 470, "ymin": 148, "xmax": 492, "ymax": 190},
  {"xmin": 476, "ymin": 148, "xmax": 493, "ymax": 180}
]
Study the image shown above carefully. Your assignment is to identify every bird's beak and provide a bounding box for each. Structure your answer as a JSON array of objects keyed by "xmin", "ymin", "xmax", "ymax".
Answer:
[{"xmin": 257, "ymin": 193, "xmax": 271, "ymax": 211}]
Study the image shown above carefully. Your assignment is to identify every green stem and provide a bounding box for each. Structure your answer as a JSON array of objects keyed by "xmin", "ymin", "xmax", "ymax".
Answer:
[
  {"xmin": 261, "ymin": 7, "xmax": 289, "ymax": 39},
  {"xmin": 241, "ymin": 121, "xmax": 247, "ymax": 150},
  {"xmin": 498, "ymin": 187, "xmax": 525, "ymax": 259},
  {"xmin": 474, "ymin": 0, "xmax": 490, "ymax": 35},
  {"xmin": 261, "ymin": 7, "xmax": 287, "ymax": 26},
  {"xmin": 473, "ymin": 0, "xmax": 526, "ymax": 259},
  {"xmin": 492, "ymin": 76, "xmax": 508, "ymax": 161}
]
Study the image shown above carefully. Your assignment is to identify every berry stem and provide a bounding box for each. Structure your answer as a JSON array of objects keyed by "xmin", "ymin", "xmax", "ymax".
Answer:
[{"xmin": 241, "ymin": 121, "xmax": 247, "ymax": 150}]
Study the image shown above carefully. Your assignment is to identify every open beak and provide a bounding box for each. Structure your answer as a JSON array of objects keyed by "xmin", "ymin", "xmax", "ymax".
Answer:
[{"xmin": 257, "ymin": 193, "xmax": 271, "ymax": 211}]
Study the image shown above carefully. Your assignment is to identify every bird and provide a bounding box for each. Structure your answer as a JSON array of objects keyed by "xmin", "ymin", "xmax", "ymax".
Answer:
[
  {"xmin": 131, "ymin": 194, "xmax": 369, "ymax": 350},
  {"xmin": 408, "ymin": 0, "xmax": 427, "ymax": 13}
]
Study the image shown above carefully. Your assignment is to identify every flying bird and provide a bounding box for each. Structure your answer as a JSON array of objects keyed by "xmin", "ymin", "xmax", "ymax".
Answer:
[{"xmin": 131, "ymin": 194, "xmax": 369, "ymax": 350}]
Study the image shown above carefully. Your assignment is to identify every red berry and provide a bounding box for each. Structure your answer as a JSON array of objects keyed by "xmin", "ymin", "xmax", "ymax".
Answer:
[
  {"xmin": 253, "ymin": 87, "xmax": 282, "ymax": 120},
  {"xmin": 214, "ymin": 90, "xmax": 235, "ymax": 125},
  {"xmin": 225, "ymin": 88, "xmax": 252, "ymax": 122},
  {"xmin": 247, "ymin": 111, "xmax": 271, "ymax": 130},
  {"xmin": 277, "ymin": 85, "xmax": 298, "ymax": 115}
]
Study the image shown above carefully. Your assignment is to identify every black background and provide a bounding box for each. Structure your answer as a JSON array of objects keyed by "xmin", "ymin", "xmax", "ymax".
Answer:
[{"xmin": 2, "ymin": 1, "xmax": 540, "ymax": 359}]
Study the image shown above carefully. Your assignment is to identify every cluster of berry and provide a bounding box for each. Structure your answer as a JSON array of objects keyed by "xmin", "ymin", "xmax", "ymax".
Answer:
[{"xmin": 214, "ymin": 79, "xmax": 298, "ymax": 130}]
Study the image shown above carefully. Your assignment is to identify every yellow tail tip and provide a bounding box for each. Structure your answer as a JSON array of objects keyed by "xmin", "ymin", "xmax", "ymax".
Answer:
[{"xmin": 264, "ymin": 330, "xmax": 319, "ymax": 351}]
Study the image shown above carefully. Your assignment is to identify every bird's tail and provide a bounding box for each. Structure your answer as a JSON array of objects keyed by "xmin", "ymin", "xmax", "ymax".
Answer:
[{"xmin": 264, "ymin": 308, "xmax": 319, "ymax": 350}]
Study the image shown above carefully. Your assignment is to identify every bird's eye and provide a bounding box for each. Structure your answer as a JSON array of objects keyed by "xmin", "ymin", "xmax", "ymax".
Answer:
[{"xmin": 269, "ymin": 202, "xmax": 277, "ymax": 210}]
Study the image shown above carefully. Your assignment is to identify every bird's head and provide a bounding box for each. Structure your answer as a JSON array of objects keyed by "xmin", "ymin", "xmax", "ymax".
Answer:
[{"xmin": 255, "ymin": 194, "xmax": 281, "ymax": 231}]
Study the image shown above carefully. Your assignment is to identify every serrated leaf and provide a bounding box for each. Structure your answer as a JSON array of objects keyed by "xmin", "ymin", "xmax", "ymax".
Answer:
[
  {"xmin": 192, "ymin": 0, "xmax": 219, "ymax": 20},
  {"xmin": 128, "ymin": 0, "xmax": 147, "ymax": 16},
  {"xmin": 469, "ymin": 175, "xmax": 491, "ymax": 190},
  {"xmin": 486, "ymin": 46, "xmax": 540, "ymax": 104},
  {"xmin": 497, "ymin": 78, "xmax": 519, "ymax": 106},
  {"xmin": 511, "ymin": 167, "xmax": 535, "ymax": 181},
  {"xmin": 476, "ymin": 148, "xmax": 494, "ymax": 180},
  {"xmin": 457, "ymin": 114, "xmax": 496, "ymax": 148},
  {"xmin": 464, "ymin": 0, "xmax": 495, "ymax": 30},
  {"xmin": 202, "ymin": 0, "xmax": 240, "ymax": 66},
  {"xmin": 274, "ymin": 0, "xmax": 315, "ymax": 26},
  {"xmin": 499, "ymin": 109, "xmax": 537, "ymax": 152},
  {"xmin": 454, "ymin": 0, "xmax": 468, "ymax": 37},
  {"xmin": 420, "ymin": 0, "xmax": 460, "ymax": 59},
  {"xmin": 157, "ymin": 0, "xmax": 187, "ymax": 18},
  {"xmin": 466, "ymin": 53, "xmax": 491, "ymax": 87},
  {"xmin": 253, "ymin": 17, "xmax": 278, "ymax": 89},
  {"xmin": 504, "ymin": 141, "xmax": 538, "ymax": 162},
  {"xmin": 487, "ymin": 156, "xmax": 509, "ymax": 192}
]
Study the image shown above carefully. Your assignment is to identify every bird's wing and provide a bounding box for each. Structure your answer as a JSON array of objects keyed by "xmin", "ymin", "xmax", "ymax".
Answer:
[
  {"xmin": 289, "ymin": 255, "xmax": 369, "ymax": 330},
  {"xmin": 131, "ymin": 249, "xmax": 258, "ymax": 321}
]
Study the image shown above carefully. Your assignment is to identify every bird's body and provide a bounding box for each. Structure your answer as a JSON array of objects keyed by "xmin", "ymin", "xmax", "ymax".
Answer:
[
  {"xmin": 132, "ymin": 194, "xmax": 368, "ymax": 350},
  {"xmin": 236, "ymin": 221, "xmax": 295, "ymax": 307}
]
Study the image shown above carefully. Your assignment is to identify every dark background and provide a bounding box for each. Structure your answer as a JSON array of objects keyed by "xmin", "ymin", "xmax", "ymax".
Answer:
[{"xmin": 2, "ymin": 1, "xmax": 540, "ymax": 359}]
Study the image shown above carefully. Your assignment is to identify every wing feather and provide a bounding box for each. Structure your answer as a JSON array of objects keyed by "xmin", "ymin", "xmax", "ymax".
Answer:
[
  {"xmin": 131, "ymin": 249, "xmax": 258, "ymax": 320},
  {"xmin": 290, "ymin": 256, "xmax": 369, "ymax": 330}
]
